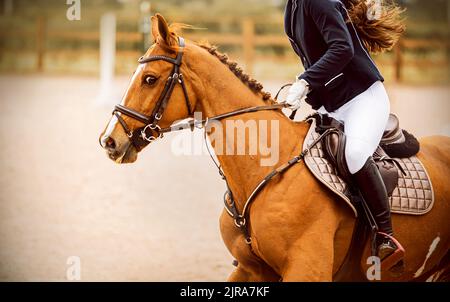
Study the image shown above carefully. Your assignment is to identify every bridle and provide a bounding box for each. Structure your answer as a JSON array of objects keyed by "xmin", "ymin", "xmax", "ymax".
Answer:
[
  {"xmin": 110, "ymin": 36, "xmax": 293, "ymax": 152},
  {"xmin": 113, "ymin": 37, "xmax": 192, "ymax": 151}
]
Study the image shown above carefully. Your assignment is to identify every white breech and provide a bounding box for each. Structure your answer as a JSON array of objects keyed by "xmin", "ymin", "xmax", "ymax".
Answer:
[{"xmin": 317, "ymin": 81, "xmax": 390, "ymax": 174}]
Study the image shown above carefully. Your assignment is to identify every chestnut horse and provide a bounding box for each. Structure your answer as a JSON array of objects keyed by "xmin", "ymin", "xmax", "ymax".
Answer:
[{"xmin": 100, "ymin": 14, "xmax": 450, "ymax": 281}]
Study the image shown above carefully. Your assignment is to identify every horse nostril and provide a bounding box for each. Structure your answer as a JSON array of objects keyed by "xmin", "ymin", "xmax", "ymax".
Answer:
[{"xmin": 105, "ymin": 137, "xmax": 116, "ymax": 149}]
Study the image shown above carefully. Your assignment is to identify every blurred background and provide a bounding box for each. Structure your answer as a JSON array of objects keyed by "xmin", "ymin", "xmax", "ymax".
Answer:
[
  {"xmin": 0, "ymin": 0, "xmax": 448, "ymax": 281},
  {"xmin": 1, "ymin": 0, "xmax": 449, "ymax": 83}
]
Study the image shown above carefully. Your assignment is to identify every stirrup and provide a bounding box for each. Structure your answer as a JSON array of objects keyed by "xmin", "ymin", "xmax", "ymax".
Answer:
[{"xmin": 377, "ymin": 232, "xmax": 405, "ymax": 272}]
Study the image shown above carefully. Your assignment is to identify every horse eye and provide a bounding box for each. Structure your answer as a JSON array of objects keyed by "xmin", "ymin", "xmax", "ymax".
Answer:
[{"xmin": 145, "ymin": 75, "xmax": 157, "ymax": 85}]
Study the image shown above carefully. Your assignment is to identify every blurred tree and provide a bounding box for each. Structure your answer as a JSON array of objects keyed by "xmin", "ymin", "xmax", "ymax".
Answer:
[
  {"xmin": 403, "ymin": 0, "xmax": 448, "ymax": 22},
  {"xmin": 4, "ymin": 0, "xmax": 448, "ymax": 23},
  {"xmin": 151, "ymin": 0, "xmax": 283, "ymax": 16}
]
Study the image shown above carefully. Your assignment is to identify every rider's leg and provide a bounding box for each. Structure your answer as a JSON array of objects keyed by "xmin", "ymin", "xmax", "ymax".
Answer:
[
  {"xmin": 341, "ymin": 81, "xmax": 390, "ymax": 174},
  {"xmin": 340, "ymin": 82, "xmax": 404, "ymax": 265}
]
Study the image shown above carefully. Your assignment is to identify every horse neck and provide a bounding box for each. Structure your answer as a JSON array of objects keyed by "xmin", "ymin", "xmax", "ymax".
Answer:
[
  {"xmin": 194, "ymin": 53, "xmax": 310, "ymax": 207},
  {"xmin": 195, "ymin": 60, "xmax": 265, "ymax": 116}
]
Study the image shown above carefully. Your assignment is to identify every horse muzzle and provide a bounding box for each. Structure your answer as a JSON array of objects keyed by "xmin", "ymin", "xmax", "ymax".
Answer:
[{"xmin": 100, "ymin": 134, "xmax": 138, "ymax": 164}]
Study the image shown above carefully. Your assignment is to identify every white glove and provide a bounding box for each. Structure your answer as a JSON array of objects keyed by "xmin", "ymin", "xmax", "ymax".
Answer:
[{"xmin": 285, "ymin": 78, "xmax": 310, "ymax": 111}]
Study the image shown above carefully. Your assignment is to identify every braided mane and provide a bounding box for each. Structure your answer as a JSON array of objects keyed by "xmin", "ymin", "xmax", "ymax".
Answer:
[{"xmin": 198, "ymin": 43, "xmax": 272, "ymax": 102}]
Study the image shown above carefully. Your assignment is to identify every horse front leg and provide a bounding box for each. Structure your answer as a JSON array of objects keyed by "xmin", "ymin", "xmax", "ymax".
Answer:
[
  {"xmin": 227, "ymin": 265, "xmax": 251, "ymax": 282},
  {"xmin": 281, "ymin": 234, "xmax": 335, "ymax": 281},
  {"xmin": 280, "ymin": 213, "xmax": 339, "ymax": 282},
  {"xmin": 227, "ymin": 261, "xmax": 280, "ymax": 282},
  {"xmin": 220, "ymin": 210, "xmax": 280, "ymax": 282}
]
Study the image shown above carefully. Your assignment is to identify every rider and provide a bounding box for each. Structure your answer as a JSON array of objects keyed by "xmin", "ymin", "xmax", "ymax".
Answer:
[{"xmin": 282, "ymin": 0, "xmax": 405, "ymax": 267}]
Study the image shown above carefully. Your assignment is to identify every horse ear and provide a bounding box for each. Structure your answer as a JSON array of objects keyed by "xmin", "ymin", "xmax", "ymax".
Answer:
[
  {"xmin": 151, "ymin": 16, "xmax": 159, "ymax": 41},
  {"xmin": 151, "ymin": 13, "xmax": 171, "ymax": 45}
]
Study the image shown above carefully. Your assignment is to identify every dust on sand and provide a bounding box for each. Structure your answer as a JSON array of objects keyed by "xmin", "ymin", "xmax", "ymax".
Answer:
[{"xmin": 0, "ymin": 75, "xmax": 448, "ymax": 281}]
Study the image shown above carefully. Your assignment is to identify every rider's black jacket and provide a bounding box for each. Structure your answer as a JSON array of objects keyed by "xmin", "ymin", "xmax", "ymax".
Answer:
[{"xmin": 284, "ymin": 0, "xmax": 384, "ymax": 112}]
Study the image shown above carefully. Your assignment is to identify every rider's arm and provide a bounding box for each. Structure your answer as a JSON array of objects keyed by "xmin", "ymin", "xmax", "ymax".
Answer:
[{"xmin": 298, "ymin": 0, "xmax": 355, "ymax": 90}]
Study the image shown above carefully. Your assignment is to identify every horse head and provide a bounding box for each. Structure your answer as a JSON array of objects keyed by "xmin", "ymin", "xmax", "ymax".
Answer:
[{"xmin": 99, "ymin": 14, "xmax": 201, "ymax": 164}]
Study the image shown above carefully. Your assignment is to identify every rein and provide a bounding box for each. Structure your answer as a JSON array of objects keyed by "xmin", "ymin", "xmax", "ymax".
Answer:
[{"xmin": 160, "ymin": 103, "xmax": 287, "ymax": 133}]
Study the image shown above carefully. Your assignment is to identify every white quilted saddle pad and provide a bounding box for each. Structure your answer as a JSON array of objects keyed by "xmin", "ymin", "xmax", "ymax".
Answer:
[{"xmin": 302, "ymin": 118, "xmax": 435, "ymax": 217}]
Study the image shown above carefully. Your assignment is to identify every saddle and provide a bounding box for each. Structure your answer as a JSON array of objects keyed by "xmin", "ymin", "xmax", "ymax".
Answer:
[
  {"xmin": 315, "ymin": 113, "xmax": 406, "ymax": 200},
  {"xmin": 304, "ymin": 113, "xmax": 434, "ymax": 217},
  {"xmin": 302, "ymin": 113, "xmax": 435, "ymax": 281}
]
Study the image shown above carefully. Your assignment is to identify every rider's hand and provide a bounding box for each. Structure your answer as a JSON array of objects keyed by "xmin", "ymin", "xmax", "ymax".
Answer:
[{"xmin": 286, "ymin": 78, "xmax": 310, "ymax": 111}]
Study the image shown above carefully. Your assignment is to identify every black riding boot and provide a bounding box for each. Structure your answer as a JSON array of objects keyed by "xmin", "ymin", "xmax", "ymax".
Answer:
[{"xmin": 352, "ymin": 157, "xmax": 404, "ymax": 267}]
